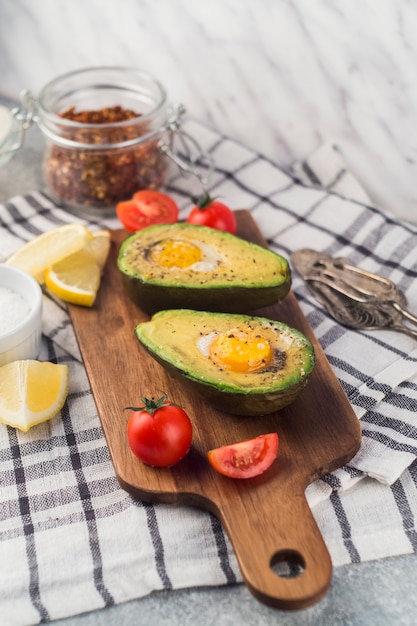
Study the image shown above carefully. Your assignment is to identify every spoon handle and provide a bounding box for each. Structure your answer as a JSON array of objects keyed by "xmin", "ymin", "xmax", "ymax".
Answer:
[
  {"xmin": 392, "ymin": 325, "xmax": 417, "ymax": 340},
  {"xmin": 392, "ymin": 301, "xmax": 417, "ymax": 328}
]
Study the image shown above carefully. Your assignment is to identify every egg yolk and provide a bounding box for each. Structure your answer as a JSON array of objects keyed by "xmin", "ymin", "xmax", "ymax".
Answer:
[
  {"xmin": 150, "ymin": 239, "xmax": 202, "ymax": 268},
  {"xmin": 209, "ymin": 328, "xmax": 272, "ymax": 373}
]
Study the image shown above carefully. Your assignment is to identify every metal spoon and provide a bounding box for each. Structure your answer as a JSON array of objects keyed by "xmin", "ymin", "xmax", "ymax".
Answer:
[{"xmin": 290, "ymin": 249, "xmax": 417, "ymax": 340}]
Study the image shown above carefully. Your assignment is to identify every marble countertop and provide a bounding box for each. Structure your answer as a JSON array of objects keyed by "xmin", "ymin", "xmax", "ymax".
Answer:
[
  {"xmin": 1, "ymin": 0, "xmax": 417, "ymax": 224},
  {"xmin": 1, "ymin": 2, "xmax": 417, "ymax": 625}
]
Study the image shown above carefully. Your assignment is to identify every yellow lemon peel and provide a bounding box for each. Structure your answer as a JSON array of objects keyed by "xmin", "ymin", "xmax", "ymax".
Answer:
[{"xmin": 0, "ymin": 360, "xmax": 70, "ymax": 432}]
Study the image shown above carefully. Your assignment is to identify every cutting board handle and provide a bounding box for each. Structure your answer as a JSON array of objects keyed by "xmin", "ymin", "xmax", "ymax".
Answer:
[{"xmin": 218, "ymin": 487, "xmax": 332, "ymax": 610}]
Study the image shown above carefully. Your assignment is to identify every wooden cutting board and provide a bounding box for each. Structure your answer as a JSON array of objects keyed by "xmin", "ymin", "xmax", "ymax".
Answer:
[{"xmin": 68, "ymin": 211, "xmax": 361, "ymax": 611}]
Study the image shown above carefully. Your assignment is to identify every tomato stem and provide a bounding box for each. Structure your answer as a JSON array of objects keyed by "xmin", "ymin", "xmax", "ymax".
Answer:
[
  {"xmin": 194, "ymin": 191, "xmax": 215, "ymax": 210},
  {"xmin": 125, "ymin": 392, "xmax": 183, "ymax": 416}
]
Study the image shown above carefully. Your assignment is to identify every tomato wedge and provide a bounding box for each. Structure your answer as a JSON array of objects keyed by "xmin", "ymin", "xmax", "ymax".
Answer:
[
  {"xmin": 207, "ymin": 433, "xmax": 279, "ymax": 479},
  {"xmin": 116, "ymin": 190, "xmax": 179, "ymax": 232}
]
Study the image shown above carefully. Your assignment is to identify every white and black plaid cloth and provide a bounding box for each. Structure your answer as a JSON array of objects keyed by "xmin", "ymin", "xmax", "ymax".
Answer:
[{"xmin": 1, "ymin": 121, "xmax": 417, "ymax": 625}]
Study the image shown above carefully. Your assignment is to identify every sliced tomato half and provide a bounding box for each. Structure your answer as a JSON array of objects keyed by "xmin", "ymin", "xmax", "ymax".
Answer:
[
  {"xmin": 116, "ymin": 190, "xmax": 179, "ymax": 232},
  {"xmin": 207, "ymin": 433, "xmax": 279, "ymax": 479}
]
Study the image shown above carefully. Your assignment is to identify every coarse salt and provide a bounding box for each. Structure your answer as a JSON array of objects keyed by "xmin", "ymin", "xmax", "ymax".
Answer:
[{"xmin": 0, "ymin": 286, "xmax": 31, "ymax": 335}]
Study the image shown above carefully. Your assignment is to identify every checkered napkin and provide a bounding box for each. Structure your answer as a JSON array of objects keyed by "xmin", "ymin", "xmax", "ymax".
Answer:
[{"xmin": 1, "ymin": 121, "xmax": 417, "ymax": 626}]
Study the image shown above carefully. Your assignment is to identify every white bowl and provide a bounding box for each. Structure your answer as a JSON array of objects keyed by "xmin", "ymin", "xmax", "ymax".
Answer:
[{"xmin": 0, "ymin": 264, "xmax": 43, "ymax": 367}]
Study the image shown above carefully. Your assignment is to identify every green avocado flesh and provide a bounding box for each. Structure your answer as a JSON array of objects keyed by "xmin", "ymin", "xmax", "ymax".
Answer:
[
  {"xmin": 117, "ymin": 222, "xmax": 291, "ymax": 315},
  {"xmin": 135, "ymin": 309, "xmax": 315, "ymax": 416}
]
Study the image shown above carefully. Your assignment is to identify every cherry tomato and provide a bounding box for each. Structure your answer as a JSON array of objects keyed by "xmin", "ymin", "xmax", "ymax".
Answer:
[
  {"xmin": 127, "ymin": 394, "xmax": 192, "ymax": 467},
  {"xmin": 186, "ymin": 193, "xmax": 237, "ymax": 234},
  {"xmin": 207, "ymin": 433, "xmax": 278, "ymax": 479},
  {"xmin": 116, "ymin": 190, "xmax": 179, "ymax": 232}
]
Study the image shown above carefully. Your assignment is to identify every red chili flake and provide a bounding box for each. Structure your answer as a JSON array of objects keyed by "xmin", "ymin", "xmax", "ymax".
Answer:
[{"xmin": 44, "ymin": 105, "xmax": 168, "ymax": 211}]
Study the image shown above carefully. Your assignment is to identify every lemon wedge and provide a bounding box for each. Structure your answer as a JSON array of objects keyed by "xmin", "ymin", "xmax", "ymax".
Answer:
[
  {"xmin": 5, "ymin": 223, "xmax": 91, "ymax": 281},
  {"xmin": 44, "ymin": 229, "xmax": 110, "ymax": 306},
  {"xmin": 45, "ymin": 250, "xmax": 101, "ymax": 307},
  {"xmin": 0, "ymin": 360, "xmax": 70, "ymax": 432},
  {"xmin": 84, "ymin": 229, "xmax": 111, "ymax": 271}
]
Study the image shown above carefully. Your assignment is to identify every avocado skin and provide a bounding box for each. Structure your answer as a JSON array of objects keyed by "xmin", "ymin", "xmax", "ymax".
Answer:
[
  {"xmin": 134, "ymin": 348, "xmax": 310, "ymax": 416},
  {"xmin": 135, "ymin": 309, "xmax": 315, "ymax": 417},
  {"xmin": 117, "ymin": 223, "xmax": 291, "ymax": 315},
  {"xmin": 121, "ymin": 274, "xmax": 291, "ymax": 316}
]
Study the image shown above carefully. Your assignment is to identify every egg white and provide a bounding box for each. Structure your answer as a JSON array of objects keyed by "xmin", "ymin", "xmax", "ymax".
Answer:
[
  {"xmin": 196, "ymin": 331, "xmax": 219, "ymax": 357},
  {"xmin": 186, "ymin": 240, "xmax": 223, "ymax": 272}
]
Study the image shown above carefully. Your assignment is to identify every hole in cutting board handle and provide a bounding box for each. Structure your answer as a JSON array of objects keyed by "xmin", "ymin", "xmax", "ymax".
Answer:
[{"xmin": 271, "ymin": 549, "xmax": 305, "ymax": 579}]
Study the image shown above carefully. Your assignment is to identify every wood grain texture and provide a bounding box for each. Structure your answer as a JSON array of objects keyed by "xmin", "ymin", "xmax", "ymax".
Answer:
[{"xmin": 68, "ymin": 211, "xmax": 362, "ymax": 610}]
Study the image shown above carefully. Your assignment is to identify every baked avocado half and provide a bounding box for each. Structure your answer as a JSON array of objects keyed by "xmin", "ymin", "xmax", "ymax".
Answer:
[
  {"xmin": 135, "ymin": 309, "xmax": 315, "ymax": 416},
  {"xmin": 117, "ymin": 222, "xmax": 291, "ymax": 315}
]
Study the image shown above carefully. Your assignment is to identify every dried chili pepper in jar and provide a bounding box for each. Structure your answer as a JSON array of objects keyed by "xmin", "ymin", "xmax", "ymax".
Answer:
[
  {"xmin": 37, "ymin": 68, "xmax": 173, "ymax": 216},
  {"xmin": 44, "ymin": 103, "xmax": 167, "ymax": 213}
]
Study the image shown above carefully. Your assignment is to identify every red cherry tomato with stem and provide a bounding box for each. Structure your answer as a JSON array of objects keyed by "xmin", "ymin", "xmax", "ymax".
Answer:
[
  {"xmin": 186, "ymin": 192, "xmax": 237, "ymax": 234},
  {"xmin": 116, "ymin": 190, "xmax": 179, "ymax": 232},
  {"xmin": 127, "ymin": 393, "xmax": 192, "ymax": 467},
  {"xmin": 207, "ymin": 433, "xmax": 279, "ymax": 479}
]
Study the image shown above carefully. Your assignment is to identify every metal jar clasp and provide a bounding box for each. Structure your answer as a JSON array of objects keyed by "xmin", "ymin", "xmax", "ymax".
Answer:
[
  {"xmin": 159, "ymin": 103, "xmax": 214, "ymax": 190},
  {"xmin": 0, "ymin": 90, "xmax": 37, "ymax": 166}
]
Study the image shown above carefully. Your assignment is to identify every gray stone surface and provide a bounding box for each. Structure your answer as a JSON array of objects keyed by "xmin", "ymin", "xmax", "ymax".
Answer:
[{"xmin": 51, "ymin": 555, "xmax": 417, "ymax": 626}]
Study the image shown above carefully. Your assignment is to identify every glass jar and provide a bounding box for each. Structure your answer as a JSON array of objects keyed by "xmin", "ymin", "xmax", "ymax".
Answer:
[{"xmin": 1, "ymin": 67, "xmax": 212, "ymax": 216}]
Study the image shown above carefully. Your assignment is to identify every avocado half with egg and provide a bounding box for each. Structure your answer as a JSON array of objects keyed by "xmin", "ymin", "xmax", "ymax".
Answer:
[
  {"xmin": 135, "ymin": 309, "xmax": 315, "ymax": 416},
  {"xmin": 117, "ymin": 222, "xmax": 291, "ymax": 315}
]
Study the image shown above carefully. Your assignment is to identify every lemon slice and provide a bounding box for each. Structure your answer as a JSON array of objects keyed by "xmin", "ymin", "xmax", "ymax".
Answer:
[
  {"xmin": 44, "ymin": 229, "xmax": 110, "ymax": 306},
  {"xmin": 45, "ymin": 250, "xmax": 101, "ymax": 307},
  {"xmin": 85, "ymin": 229, "xmax": 111, "ymax": 271},
  {"xmin": 0, "ymin": 360, "xmax": 70, "ymax": 432},
  {"xmin": 5, "ymin": 223, "xmax": 91, "ymax": 281}
]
